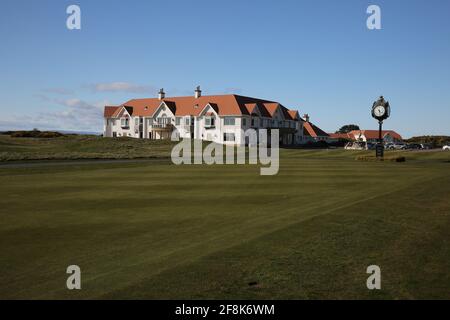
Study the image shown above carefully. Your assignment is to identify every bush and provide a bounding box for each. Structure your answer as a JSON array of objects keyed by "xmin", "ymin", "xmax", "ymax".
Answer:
[
  {"xmin": 356, "ymin": 155, "xmax": 406, "ymax": 162},
  {"xmin": 37, "ymin": 131, "xmax": 65, "ymax": 138},
  {"xmin": 9, "ymin": 130, "xmax": 65, "ymax": 138},
  {"xmin": 328, "ymin": 138, "xmax": 352, "ymax": 148},
  {"xmin": 299, "ymin": 140, "xmax": 329, "ymax": 149}
]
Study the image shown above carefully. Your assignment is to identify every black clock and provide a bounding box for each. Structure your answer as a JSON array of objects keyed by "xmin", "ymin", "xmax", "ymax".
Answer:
[{"xmin": 371, "ymin": 96, "xmax": 390, "ymax": 121}]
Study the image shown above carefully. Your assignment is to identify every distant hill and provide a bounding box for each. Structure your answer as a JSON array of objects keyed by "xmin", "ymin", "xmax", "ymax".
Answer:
[
  {"xmin": 0, "ymin": 129, "xmax": 101, "ymax": 138},
  {"xmin": 57, "ymin": 130, "xmax": 101, "ymax": 136},
  {"xmin": 405, "ymin": 135, "xmax": 450, "ymax": 147}
]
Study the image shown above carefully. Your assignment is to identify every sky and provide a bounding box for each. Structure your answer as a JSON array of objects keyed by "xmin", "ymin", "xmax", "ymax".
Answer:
[{"xmin": 0, "ymin": 0, "xmax": 449, "ymax": 137}]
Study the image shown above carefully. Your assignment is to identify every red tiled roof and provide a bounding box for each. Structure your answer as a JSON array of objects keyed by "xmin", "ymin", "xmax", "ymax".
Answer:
[
  {"xmin": 329, "ymin": 133, "xmax": 351, "ymax": 139},
  {"xmin": 104, "ymin": 106, "xmax": 119, "ymax": 117},
  {"xmin": 288, "ymin": 110, "xmax": 300, "ymax": 120},
  {"xmin": 349, "ymin": 130, "xmax": 402, "ymax": 140},
  {"xmin": 262, "ymin": 103, "xmax": 280, "ymax": 117},
  {"xmin": 303, "ymin": 122, "xmax": 329, "ymax": 138},
  {"xmin": 106, "ymin": 94, "xmax": 299, "ymax": 120},
  {"xmin": 244, "ymin": 103, "xmax": 258, "ymax": 115}
]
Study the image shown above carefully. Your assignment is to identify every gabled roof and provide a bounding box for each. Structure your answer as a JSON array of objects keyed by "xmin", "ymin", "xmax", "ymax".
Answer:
[
  {"xmin": 262, "ymin": 103, "xmax": 280, "ymax": 117},
  {"xmin": 124, "ymin": 106, "xmax": 134, "ymax": 116},
  {"xmin": 104, "ymin": 106, "xmax": 119, "ymax": 117},
  {"xmin": 349, "ymin": 130, "xmax": 402, "ymax": 140},
  {"xmin": 288, "ymin": 110, "xmax": 300, "ymax": 120},
  {"xmin": 244, "ymin": 103, "xmax": 259, "ymax": 115},
  {"xmin": 303, "ymin": 121, "xmax": 329, "ymax": 138},
  {"xmin": 105, "ymin": 94, "xmax": 299, "ymax": 120}
]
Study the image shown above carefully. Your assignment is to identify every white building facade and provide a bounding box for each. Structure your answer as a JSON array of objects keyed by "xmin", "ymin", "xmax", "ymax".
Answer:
[{"xmin": 103, "ymin": 88, "xmax": 305, "ymax": 146}]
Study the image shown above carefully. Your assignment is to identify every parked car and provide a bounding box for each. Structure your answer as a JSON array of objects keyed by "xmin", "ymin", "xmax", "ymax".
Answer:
[
  {"xmin": 384, "ymin": 142, "xmax": 394, "ymax": 150},
  {"xmin": 420, "ymin": 143, "xmax": 432, "ymax": 150},
  {"xmin": 443, "ymin": 145, "xmax": 450, "ymax": 151},
  {"xmin": 406, "ymin": 143, "xmax": 422, "ymax": 150}
]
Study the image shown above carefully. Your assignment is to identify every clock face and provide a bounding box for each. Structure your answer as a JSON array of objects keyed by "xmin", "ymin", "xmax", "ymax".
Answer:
[{"xmin": 374, "ymin": 106, "xmax": 386, "ymax": 117}]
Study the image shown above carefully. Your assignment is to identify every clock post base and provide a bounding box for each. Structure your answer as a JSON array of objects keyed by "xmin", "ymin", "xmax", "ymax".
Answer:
[{"xmin": 376, "ymin": 144, "xmax": 384, "ymax": 158}]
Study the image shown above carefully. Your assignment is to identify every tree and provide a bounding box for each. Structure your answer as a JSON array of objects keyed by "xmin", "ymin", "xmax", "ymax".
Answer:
[{"xmin": 336, "ymin": 124, "xmax": 360, "ymax": 134}]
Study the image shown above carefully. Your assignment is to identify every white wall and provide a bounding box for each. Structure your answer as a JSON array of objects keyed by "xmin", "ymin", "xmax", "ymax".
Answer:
[{"xmin": 104, "ymin": 112, "xmax": 305, "ymax": 145}]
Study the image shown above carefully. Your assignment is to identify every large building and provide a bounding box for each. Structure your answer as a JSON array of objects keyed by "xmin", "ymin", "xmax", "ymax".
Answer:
[
  {"xmin": 329, "ymin": 130, "xmax": 403, "ymax": 143},
  {"xmin": 103, "ymin": 87, "xmax": 306, "ymax": 146},
  {"xmin": 302, "ymin": 114, "xmax": 331, "ymax": 142}
]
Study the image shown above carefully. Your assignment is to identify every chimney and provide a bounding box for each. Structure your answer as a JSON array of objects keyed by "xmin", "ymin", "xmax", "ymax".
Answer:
[
  {"xmin": 303, "ymin": 114, "xmax": 310, "ymax": 122},
  {"xmin": 194, "ymin": 86, "xmax": 202, "ymax": 99},
  {"xmin": 158, "ymin": 88, "xmax": 165, "ymax": 100}
]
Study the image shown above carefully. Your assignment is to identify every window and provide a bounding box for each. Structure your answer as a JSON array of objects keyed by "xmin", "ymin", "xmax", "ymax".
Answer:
[
  {"xmin": 224, "ymin": 133, "xmax": 235, "ymax": 142},
  {"xmin": 121, "ymin": 118, "xmax": 129, "ymax": 127},
  {"xmin": 148, "ymin": 118, "xmax": 153, "ymax": 125},
  {"xmin": 205, "ymin": 116, "xmax": 215, "ymax": 127},
  {"xmin": 224, "ymin": 117, "xmax": 235, "ymax": 126},
  {"xmin": 251, "ymin": 118, "xmax": 255, "ymax": 127},
  {"xmin": 242, "ymin": 118, "xmax": 247, "ymax": 126},
  {"xmin": 135, "ymin": 118, "xmax": 139, "ymax": 126},
  {"xmin": 185, "ymin": 117, "xmax": 190, "ymax": 126},
  {"xmin": 176, "ymin": 117, "xmax": 181, "ymax": 125}
]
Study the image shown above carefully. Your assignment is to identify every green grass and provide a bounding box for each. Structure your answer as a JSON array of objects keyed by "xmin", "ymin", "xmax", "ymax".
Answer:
[
  {"xmin": 0, "ymin": 134, "xmax": 175, "ymax": 161},
  {"xmin": 0, "ymin": 138, "xmax": 449, "ymax": 299}
]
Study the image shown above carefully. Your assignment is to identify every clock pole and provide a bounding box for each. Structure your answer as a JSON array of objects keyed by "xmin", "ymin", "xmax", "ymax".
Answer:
[
  {"xmin": 378, "ymin": 120, "xmax": 383, "ymax": 143},
  {"xmin": 371, "ymin": 96, "xmax": 390, "ymax": 159}
]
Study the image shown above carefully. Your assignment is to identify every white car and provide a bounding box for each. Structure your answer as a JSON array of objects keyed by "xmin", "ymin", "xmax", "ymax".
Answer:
[{"xmin": 443, "ymin": 145, "xmax": 450, "ymax": 151}]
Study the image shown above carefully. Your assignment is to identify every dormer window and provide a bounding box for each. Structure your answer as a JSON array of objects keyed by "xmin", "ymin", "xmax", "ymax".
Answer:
[
  {"xmin": 121, "ymin": 118, "xmax": 129, "ymax": 128},
  {"xmin": 205, "ymin": 116, "xmax": 215, "ymax": 128}
]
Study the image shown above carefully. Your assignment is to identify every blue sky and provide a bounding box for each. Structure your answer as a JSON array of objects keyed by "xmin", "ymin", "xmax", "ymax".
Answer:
[{"xmin": 1, "ymin": 0, "xmax": 449, "ymax": 136}]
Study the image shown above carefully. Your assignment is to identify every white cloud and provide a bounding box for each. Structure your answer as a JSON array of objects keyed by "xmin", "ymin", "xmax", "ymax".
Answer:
[{"xmin": 0, "ymin": 98, "xmax": 109, "ymax": 132}]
